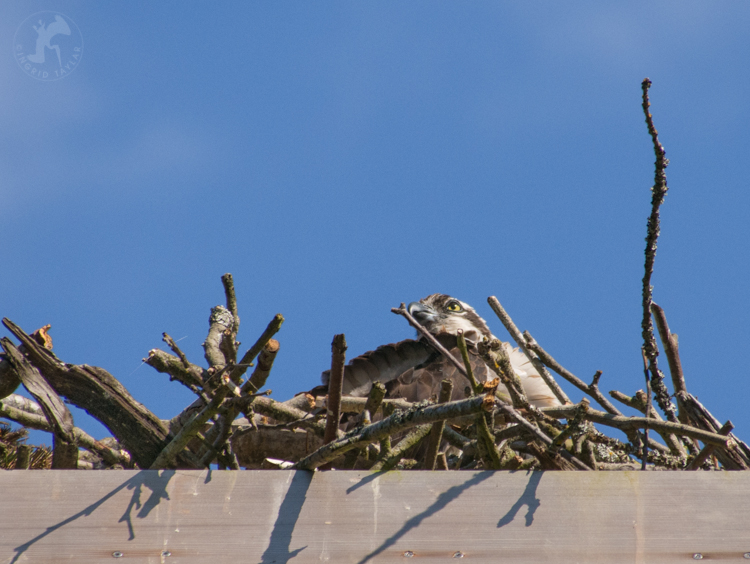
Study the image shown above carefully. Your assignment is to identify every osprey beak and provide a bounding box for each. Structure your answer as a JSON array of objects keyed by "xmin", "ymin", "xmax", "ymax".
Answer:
[{"xmin": 407, "ymin": 301, "xmax": 437, "ymax": 324}]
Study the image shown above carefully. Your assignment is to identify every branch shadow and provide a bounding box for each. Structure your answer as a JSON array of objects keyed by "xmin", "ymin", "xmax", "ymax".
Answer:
[
  {"xmin": 345, "ymin": 470, "xmax": 381, "ymax": 494},
  {"xmin": 11, "ymin": 470, "xmax": 175, "ymax": 564},
  {"xmin": 357, "ymin": 471, "xmax": 494, "ymax": 564},
  {"xmin": 259, "ymin": 470, "xmax": 312, "ymax": 563},
  {"xmin": 496, "ymin": 470, "xmax": 543, "ymax": 528}
]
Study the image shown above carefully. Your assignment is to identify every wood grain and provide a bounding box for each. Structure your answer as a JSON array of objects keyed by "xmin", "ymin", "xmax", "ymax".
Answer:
[{"xmin": 1, "ymin": 471, "xmax": 749, "ymax": 563}]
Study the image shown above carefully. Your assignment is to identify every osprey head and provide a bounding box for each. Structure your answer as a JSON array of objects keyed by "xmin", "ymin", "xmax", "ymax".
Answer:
[{"xmin": 407, "ymin": 293, "xmax": 492, "ymax": 344}]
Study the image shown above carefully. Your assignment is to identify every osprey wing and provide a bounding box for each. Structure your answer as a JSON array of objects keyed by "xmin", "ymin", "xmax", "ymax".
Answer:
[
  {"xmin": 386, "ymin": 341, "xmax": 499, "ymax": 403},
  {"xmin": 321, "ymin": 339, "xmax": 437, "ymax": 397}
]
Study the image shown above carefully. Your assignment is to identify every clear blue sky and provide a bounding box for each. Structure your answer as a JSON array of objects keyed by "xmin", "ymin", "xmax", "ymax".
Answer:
[{"xmin": 2, "ymin": 2, "xmax": 749, "ymax": 446}]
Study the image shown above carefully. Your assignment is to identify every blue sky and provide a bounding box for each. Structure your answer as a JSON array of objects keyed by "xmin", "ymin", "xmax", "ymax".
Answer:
[{"xmin": 2, "ymin": 2, "xmax": 749, "ymax": 446}]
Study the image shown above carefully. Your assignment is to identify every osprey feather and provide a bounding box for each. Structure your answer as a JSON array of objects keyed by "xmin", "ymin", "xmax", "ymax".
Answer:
[{"xmin": 321, "ymin": 294, "xmax": 562, "ymax": 408}]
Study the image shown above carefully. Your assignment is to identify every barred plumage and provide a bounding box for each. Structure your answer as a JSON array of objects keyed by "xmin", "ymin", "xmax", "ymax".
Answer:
[{"xmin": 322, "ymin": 294, "xmax": 562, "ymax": 408}]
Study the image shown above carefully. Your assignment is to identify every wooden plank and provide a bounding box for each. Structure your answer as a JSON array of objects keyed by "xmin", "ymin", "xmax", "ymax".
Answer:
[{"xmin": 1, "ymin": 470, "xmax": 750, "ymax": 563}]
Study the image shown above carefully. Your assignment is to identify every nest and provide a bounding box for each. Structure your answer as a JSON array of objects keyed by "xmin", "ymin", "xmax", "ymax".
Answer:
[{"xmin": 1, "ymin": 80, "xmax": 747, "ymax": 472}]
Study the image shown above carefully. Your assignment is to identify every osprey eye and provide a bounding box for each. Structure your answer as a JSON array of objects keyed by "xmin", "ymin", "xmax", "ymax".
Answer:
[{"xmin": 447, "ymin": 301, "xmax": 462, "ymax": 312}]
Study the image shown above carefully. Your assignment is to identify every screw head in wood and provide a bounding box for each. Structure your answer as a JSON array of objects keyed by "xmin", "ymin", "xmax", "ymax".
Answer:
[
  {"xmin": 161, "ymin": 551, "xmax": 172, "ymax": 557},
  {"xmin": 453, "ymin": 551, "xmax": 465, "ymax": 558},
  {"xmin": 403, "ymin": 551, "xmax": 414, "ymax": 558},
  {"xmin": 692, "ymin": 555, "xmax": 703, "ymax": 561},
  {"xmin": 112, "ymin": 552, "xmax": 124, "ymax": 558},
  {"xmin": 743, "ymin": 554, "xmax": 750, "ymax": 560}
]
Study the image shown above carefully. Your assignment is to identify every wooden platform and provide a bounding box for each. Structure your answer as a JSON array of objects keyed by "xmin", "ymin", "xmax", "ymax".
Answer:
[{"xmin": 1, "ymin": 470, "xmax": 749, "ymax": 563}]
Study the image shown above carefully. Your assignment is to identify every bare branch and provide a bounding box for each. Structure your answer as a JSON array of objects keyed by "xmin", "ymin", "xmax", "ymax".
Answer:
[
  {"xmin": 324, "ymin": 334, "xmax": 347, "ymax": 446},
  {"xmin": 640, "ymin": 78, "xmax": 677, "ymax": 425},
  {"xmin": 609, "ymin": 389, "xmax": 687, "ymax": 457},
  {"xmin": 651, "ymin": 302, "xmax": 687, "ymax": 422},
  {"xmin": 477, "ymin": 339, "xmax": 529, "ymax": 410},
  {"xmin": 0, "ymin": 399, "xmax": 131, "ymax": 466},
  {"xmin": 686, "ymin": 421, "xmax": 733, "ymax": 471},
  {"xmin": 371, "ymin": 425, "xmax": 432, "ymax": 472},
  {"xmin": 247, "ymin": 396, "xmax": 331, "ymax": 438},
  {"xmin": 314, "ymin": 396, "xmax": 412, "ymax": 415},
  {"xmin": 51, "ymin": 435, "xmax": 78, "ymax": 469},
  {"xmin": 496, "ymin": 402, "xmax": 591, "ymax": 471},
  {"xmin": 150, "ymin": 373, "xmax": 236, "ymax": 469},
  {"xmin": 361, "ymin": 381, "xmax": 387, "ymax": 426},
  {"xmin": 542, "ymin": 404, "xmax": 729, "ymax": 447},
  {"xmin": 456, "ymin": 331, "xmax": 481, "ymax": 395},
  {"xmin": 487, "ymin": 296, "xmax": 570, "ymax": 405},
  {"xmin": 1, "ymin": 338, "xmax": 75, "ymax": 444},
  {"xmin": 221, "ymin": 273, "xmax": 240, "ymax": 335},
  {"xmin": 242, "ymin": 339, "xmax": 280, "ymax": 395},
  {"xmin": 228, "ymin": 314, "xmax": 284, "ymax": 384},
  {"xmin": 423, "ymin": 379, "xmax": 453, "ymax": 470},
  {"xmin": 145, "ymin": 348, "xmax": 206, "ymax": 392},
  {"xmin": 203, "ymin": 305, "xmax": 234, "ymax": 368},
  {"xmin": 523, "ymin": 331, "xmax": 622, "ymax": 416},
  {"xmin": 2, "ymin": 318, "xmax": 190, "ymax": 469},
  {"xmin": 294, "ymin": 395, "xmax": 493, "ymax": 471}
]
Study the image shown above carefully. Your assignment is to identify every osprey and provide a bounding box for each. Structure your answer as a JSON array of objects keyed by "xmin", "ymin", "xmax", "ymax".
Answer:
[{"xmin": 322, "ymin": 293, "xmax": 562, "ymax": 408}]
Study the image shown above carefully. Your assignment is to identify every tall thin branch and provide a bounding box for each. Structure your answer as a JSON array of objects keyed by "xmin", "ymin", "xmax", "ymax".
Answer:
[
  {"xmin": 640, "ymin": 78, "xmax": 676, "ymax": 423},
  {"xmin": 423, "ymin": 379, "xmax": 453, "ymax": 470},
  {"xmin": 323, "ymin": 334, "xmax": 347, "ymax": 445},
  {"xmin": 221, "ymin": 273, "xmax": 240, "ymax": 335}
]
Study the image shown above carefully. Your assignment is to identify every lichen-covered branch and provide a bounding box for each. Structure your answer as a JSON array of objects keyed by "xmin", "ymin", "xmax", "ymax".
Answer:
[
  {"xmin": 496, "ymin": 402, "xmax": 591, "ymax": 471},
  {"xmin": 203, "ymin": 305, "xmax": 234, "ymax": 368},
  {"xmin": 543, "ymin": 404, "xmax": 729, "ymax": 447},
  {"xmin": 150, "ymin": 375, "xmax": 236, "ymax": 469},
  {"xmin": 640, "ymin": 78, "xmax": 677, "ymax": 427},
  {"xmin": 294, "ymin": 394, "xmax": 492, "ymax": 470},
  {"xmin": 609, "ymin": 389, "xmax": 686, "ymax": 457},
  {"xmin": 371, "ymin": 425, "xmax": 432, "ymax": 472}
]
